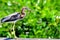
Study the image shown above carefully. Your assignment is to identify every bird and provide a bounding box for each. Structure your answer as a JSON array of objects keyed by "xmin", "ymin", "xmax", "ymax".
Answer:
[
  {"xmin": 0, "ymin": 7, "xmax": 31, "ymax": 38},
  {"xmin": 1, "ymin": 7, "xmax": 30, "ymax": 23}
]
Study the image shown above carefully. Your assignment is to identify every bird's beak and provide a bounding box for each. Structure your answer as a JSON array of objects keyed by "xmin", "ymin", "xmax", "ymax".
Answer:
[
  {"xmin": 26, "ymin": 8, "xmax": 31, "ymax": 11},
  {"xmin": 23, "ymin": 7, "xmax": 31, "ymax": 12}
]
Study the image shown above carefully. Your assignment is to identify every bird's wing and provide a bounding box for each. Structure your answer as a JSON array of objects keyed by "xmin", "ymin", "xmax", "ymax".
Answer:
[
  {"xmin": 1, "ymin": 16, "xmax": 11, "ymax": 23},
  {"xmin": 10, "ymin": 13, "xmax": 20, "ymax": 21},
  {"xmin": 1, "ymin": 12, "xmax": 20, "ymax": 23}
]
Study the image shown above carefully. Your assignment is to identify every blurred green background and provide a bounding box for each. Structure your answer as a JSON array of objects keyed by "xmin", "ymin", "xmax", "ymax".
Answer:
[{"xmin": 0, "ymin": 0, "xmax": 60, "ymax": 38}]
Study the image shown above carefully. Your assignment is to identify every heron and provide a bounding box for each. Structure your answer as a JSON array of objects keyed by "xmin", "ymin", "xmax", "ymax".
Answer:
[{"xmin": 1, "ymin": 7, "xmax": 31, "ymax": 38}]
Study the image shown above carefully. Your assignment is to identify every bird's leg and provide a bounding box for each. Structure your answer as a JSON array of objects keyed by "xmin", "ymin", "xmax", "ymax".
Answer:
[{"xmin": 12, "ymin": 22, "xmax": 17, "ymax": 38}]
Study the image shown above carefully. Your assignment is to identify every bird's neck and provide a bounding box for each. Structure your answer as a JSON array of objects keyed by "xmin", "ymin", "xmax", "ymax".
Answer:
[
  {"xmin": 21, "ymin": 8, "xmax": 26, "ymax": 14},
  {"xmin": 20, "ymin": 9, "xmax": 26, "ymax": 18}
]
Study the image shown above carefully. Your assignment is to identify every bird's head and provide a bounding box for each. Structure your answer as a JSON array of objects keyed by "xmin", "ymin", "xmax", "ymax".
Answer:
[
  {"xmin": 20, "ymin": 7, "xmax": 31, "ymax": 18},
  {"xmin": 22, "ymin": 7, "xmax": 31, "ymax": 12}
]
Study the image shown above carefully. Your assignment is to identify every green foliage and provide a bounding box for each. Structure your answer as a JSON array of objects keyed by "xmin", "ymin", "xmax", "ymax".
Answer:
[{"xmin": 0, "ymin": 0, "xmax": 60, "ymax": 38}]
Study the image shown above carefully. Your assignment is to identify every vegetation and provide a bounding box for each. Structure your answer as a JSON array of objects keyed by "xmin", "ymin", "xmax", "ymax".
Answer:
[{"xmin": 0, "ymin": 0, "xmax": 60, "ymax": 38}]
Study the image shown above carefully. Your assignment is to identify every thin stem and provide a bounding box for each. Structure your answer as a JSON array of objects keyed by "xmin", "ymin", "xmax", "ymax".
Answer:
[
  {"xmin": 8, "ymin": 32, "xmax": 11, "ymax": 38},
  {"xmin": 13, "ymin": 22, "xmax": 17, "ymax": 38}
]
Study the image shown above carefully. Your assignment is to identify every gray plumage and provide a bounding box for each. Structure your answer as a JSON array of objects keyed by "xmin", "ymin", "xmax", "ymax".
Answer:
[{"xmin": 1, "ymin": 12, "xmax": 21, "ymax": 23}]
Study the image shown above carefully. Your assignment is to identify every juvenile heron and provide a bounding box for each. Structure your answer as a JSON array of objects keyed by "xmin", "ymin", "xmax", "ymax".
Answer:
[
  {"xmin": 1, "ymin": 7, "xmax": 31, "ymax": 38},
  {"xmin": 1, "ymin": 7, "xmax": 30, "ymax": 23}
]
